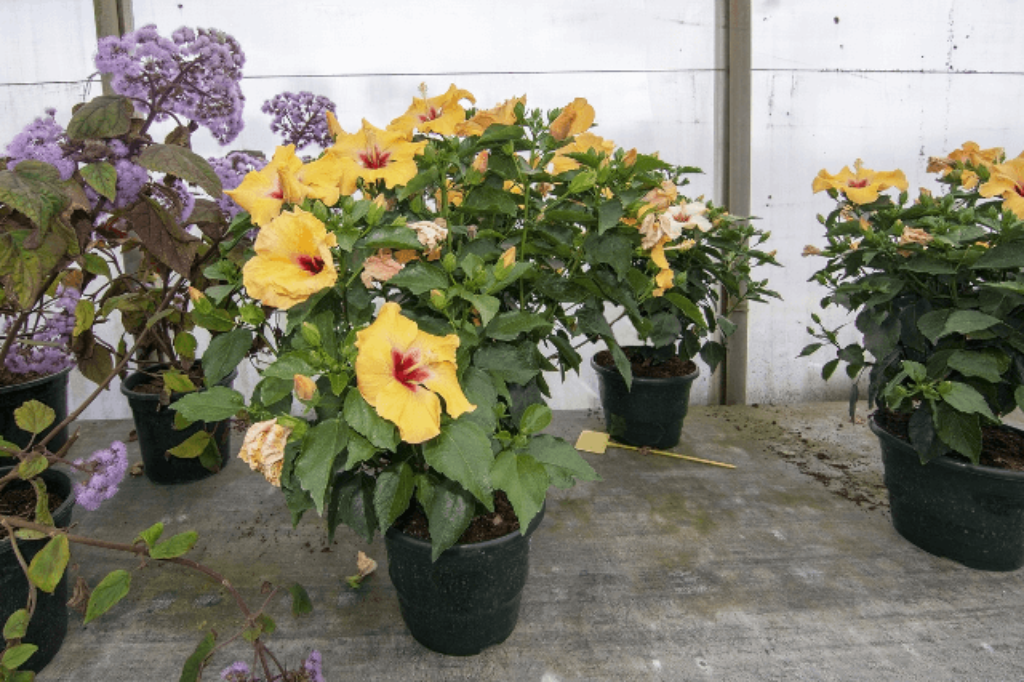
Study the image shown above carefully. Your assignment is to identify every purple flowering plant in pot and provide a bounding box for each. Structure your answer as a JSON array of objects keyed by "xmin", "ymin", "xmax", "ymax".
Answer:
[{"xmin": 0, "ymin": 24, "xmax": 335, "ymax": 680}]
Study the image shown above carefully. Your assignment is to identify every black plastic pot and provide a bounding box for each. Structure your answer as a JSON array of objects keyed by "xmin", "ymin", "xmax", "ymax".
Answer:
[
  {"xmin": 1, "ymin": 466, "xmax": 74, "ymax": 673},
  {"xmin": 0, "ymin": 367, "xmax": 71, "ymax": 453},
  {"xmin": 872, "ymin": 416, "xmax": 1024, "ymax": 571},
  {"xmin": 384, "ymin": 504, "xmax": 545, "ymax": 656},
  {"xmin": 591, "ymin": 355, "xmax": 699, "ymax": 450},
  {"xmin": 120, "ymin": 365, "xmax": 236, "ymax": 485}
]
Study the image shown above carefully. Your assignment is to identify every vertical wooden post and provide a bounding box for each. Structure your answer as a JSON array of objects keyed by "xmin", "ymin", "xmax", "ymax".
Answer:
[
  {"xmin": 92, "ymin": 0, "xmax": 134, "ymax": 94},
  {"xmin": 712, "ymin": 0, "xmax": 752, "ymax": 405}
]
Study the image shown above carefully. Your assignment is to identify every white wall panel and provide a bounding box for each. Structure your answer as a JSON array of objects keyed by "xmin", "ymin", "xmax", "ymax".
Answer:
[{"xmin": 747, "ymin": 0, "xmax": 1024, "ymax": 405}]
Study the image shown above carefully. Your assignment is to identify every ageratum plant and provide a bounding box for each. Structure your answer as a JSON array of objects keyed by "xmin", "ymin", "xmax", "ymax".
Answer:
[
  {"xmin": 803, "ymin": 143, "xmax": 1024, "ymax": 463},
  {"xmin": 1, "ymin": 25, "xmax": 330, "ymax": 680}
]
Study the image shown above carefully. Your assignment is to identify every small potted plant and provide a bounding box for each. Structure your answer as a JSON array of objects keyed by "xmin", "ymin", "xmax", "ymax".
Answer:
[
  {"xmin": 803, "ymin": 144, "xmax": 1024, "ymax": 570},
  {"xmin": 585, "ymin": 175, "xmax": 779, "ymax": 449}
]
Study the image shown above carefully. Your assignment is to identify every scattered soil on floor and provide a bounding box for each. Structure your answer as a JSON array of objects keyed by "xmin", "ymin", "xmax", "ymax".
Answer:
[
  {"xmin": 873, "ymin": 409, "xmax": 1024, "ymax": 471},
  {"xmin": 393, "ymin": 491, "xmax": 522, "ymax": 544},
  {"xmin": 0, "ymin": 480, "xmax": 65, "ymax": 540},
  {"xmin": 594, "ymin": 348, "xmax": 697, "ymax": 379}
]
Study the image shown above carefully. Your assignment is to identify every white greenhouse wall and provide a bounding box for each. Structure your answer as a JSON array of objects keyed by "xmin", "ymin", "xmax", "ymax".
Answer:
[{"xmin": 2, "ymin": 0, "xmax": 1023, "ymax": 418}]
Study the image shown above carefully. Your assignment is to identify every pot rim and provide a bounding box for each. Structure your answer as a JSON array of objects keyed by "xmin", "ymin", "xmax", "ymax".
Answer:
[
  {"xmin": 120, "ymin": 363, "xmax": 238, "ymax": 401},
  {"xmin": 0, "ymin": 366, "xmax": 72, "ymax": 396},
  {"xmin": 0, "ymin": 466, "xmax": 75, "ymax": 553},
  {"xmin": 869, "ymin": 412, "xmax": 1024, "ymax": 481},
  {"xmin": 385, "ymin": 502, "xmax": 546, "ymax": 554},
  {"xmin": 590, "ymin": 353, "xmax": 700, "ymax": 384}
]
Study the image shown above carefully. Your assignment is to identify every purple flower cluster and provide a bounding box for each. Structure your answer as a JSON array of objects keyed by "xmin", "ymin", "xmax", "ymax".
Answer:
[
  {"xmin": 209, "ymin": 152, "xmax": 267, "ymax": 219},
  {"xmin": 300, "ymin": 649, "xmax": 324, "ymax": 682},
  {"xmin": 262, "ymin": 92, "xmax": 336, "ymax": 151},
  {"xmin": 95, "ymin": 25, "xmax": 246, "ymax": 145},
  {"xmin": 3, "ymin": 286, "xmax": 79, "ymax": 376},
  {"xmin": 219, "ymin": 661, "xmax": 250, "ymax": 681},
  {"xmin": 4, "ymin": 108, "xmax": 75, "ymax": 180},
  {"xmin": 73, "ymin": 441, "xmax": 128, "ymax": 511}
]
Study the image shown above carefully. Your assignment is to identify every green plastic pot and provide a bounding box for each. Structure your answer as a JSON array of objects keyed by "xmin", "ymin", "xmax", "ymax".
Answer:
[
  {"xmin": 1, "ymin": 466, "xmax": 74, "ymax": 673},
  {"xmin": 872, "ymin": 415, "xmax": 1024, "ymax": 571},
  {"xmin": 384, "ymin": 504, "xmax": 545, "ymax": 656},
  {"xmin": 591, "ymin": 355, "xmax": 699, "ymax": 449}
]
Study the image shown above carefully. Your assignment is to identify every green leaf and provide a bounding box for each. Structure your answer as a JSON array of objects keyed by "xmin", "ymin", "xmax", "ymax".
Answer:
[
  {"xmin": 72, "ymin": 298, "xmax": 95, "ymax": 338},
  {"xmin": 17, "ymin": 453, "xmax": 47, "ymax": 480},
  {"xmin": 373, "ymin": 461, "xmax": 416, "ymax": 532},
  {"xmin": 361, "ymin": 225, "xmax": 422, "ymax": 250},
  {"xmin": 162, "ymin": 370, "xmax": 196, "ymax": 394},
  {"xmin": 170, "ymin": 386, "xmax": 245, "ymax": 423},
  {"xmin": 296, "ymin": 419, "xmax": 346, "ymax": 514},
  {"xmin": 485, "ymin": 311, "xmax": 553, "ymax": 341},
  {"xmin": 387, "ymin": 261, "xmax": 449, "ymax": 295},
  {"xmin": 525, "ymin": 433, "xmax": 600, "ymax": 482},
  {"xmin": 242, "ymin": 614, "xmax": 276, "ymax": 643},
  {"xmin": 490, "ymin": 451, "xmax": 548, "ymax": 532},
  {"xmin": 472, "ymin": 343, "xmax": 540, "ymax": 385},
  {"xmin": 80, "ymin": 161, "xmax": 118, "ymax": 202},
  {"xmin": 1016, "ymin": 386, "xmax": 1024, "ymax": 413},
  {"xmin": 342, "ymin": 391, "xmax": 399, "ymax": 451},
  {"xmin": 918, "ymin": 309, "xmax": 1001, "ymax": 344},
  {"xmin": 84, "ymin": 570, "xmax": 131, "ymax": 624},
  {"xmin": 597, "ymin": 197, "xmax": 624, "ymax": 234},
  {"xmin": 66, "ymin": 95, "xmax": 133, "ymax": 139},
  {"xmin": 3, "ymin": 609, "xmax": 29, "ymax": 640},
  {"xmin": 14, "ymin": 400, "xmax": 55, "ymax": 436},
  {"xmin": 178, "ymin": 632, "xmax": 216, "ymax": 682},
  {"xmin": 82, "ymin": 252, "xmax": 111, "ymax": 278},
  {"xmin": 459, "ymin": 293, "xmax": 500, "ymax": 327},
  {"xmin": 934, "ymin": 401, "xmax": 982, "ymax": 462},
  {"xmin": 462, "ymin": 185, "xmax": 519, "ymax": 217},
  {"xmin": 201, "ymin": 329, "xmax": 252, "ymax": 387},
  {"xmin": 972, "ymin": 241, "xmax": 1024, "ymax": 269},
  {"xmin": 424, "ymin": 479, "xmax": 477, "ymax": 561},
  {"xmin": 150, "ymin": 531, "xmax": 199, "ymax": 559},
  {"xmin": 583, "ymin": 232, "xmax": 632, "ymax": 278},
  {"xmin": 1, "ymin": 643, "xmax": 38, "ymax": 670},
  {"xmin": 137, "ymin": 144, "xmax": 222, "ymax": 197},
  {"xmin": 663, "ymin": 292, "xmax": 706, "ymax": 328},
  {"xmin": 167, "ymin": 431, "xmax": 214, "ymax": 460},
  {"xmin": 798, "ymin": 343, "xmax": 823, "ymax": 357},
  {"xmin": 519, "ymin": 403, "xmax": 552, "ymax": 435},
  {"xmin": 329, "ymin": 471, "xmax": 377, "ymax": 543},
  {"xmin": 947, "ymin": 350, "xmax": 1006, "ymax": 384},
  {"xmin": 135, "ymin": 522, "xmax": 164, "ymax": 548},
  {"xmin": 287, "ymin": 583, "xmax": 313, "ymax": 617},
  {"xmin": 821, "ymin": 358, "xmax": 839, "ymax": 381},
  {"xmin": 31, "ymin": 480, "xmax": 53, "ymax": 527},
  {"xmin": 902, "ymin": 360, "xmax": 927, "ymax": 383},
  {"xmin": 421, "ymin": 420, "xmax": 494, "ymax": 506},
  {"xmin": 27, "ymin": 535, "xmax": 69, "ymax": 593},
  {"xmin": 940, "ymin": 381, "xmax": 996, "ymax": 420}
]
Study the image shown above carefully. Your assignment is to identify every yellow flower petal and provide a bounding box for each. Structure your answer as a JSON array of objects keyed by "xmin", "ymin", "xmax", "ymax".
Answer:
[
  {"xmin": 549, "ymin": 97, "xmax": 595, "ymax": 141},
  {"xmin": 812, "ymin": 159, "xmax": 908, "ymax": 204},
  {"xmin": 389, "ymin": 83, "xmax": 476, "ymax": 136},
  {"xmin": 242, "ymin": 208, "xmax": 338, "ymax": 310},
  {"xmin": 456, "ymin": 96, "xmax": 525, "ymax": 136},
  {"xmin": 354, "ymin": 302, "xmax": 475, "ymax": 444},
  {"xmin": 979, "ymin": 156, "xmax": 1024, "ymax": 218},
  {"xmin": 225, "ymin": 146, "xmax": 303, "ymax": 226},
  {"xmin": 328, "ymin": 119, "xmax": 428, "ymax": 192}
]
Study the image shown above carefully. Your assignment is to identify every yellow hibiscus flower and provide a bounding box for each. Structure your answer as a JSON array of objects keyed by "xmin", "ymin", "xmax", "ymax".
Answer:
[
  {"xmin": 549, "ymin": 132, "xmax": 616, "ymax": 175},
  {"xmin": 389, "ymin": 84, "xmax": 476, "ymax": 136},
  {"xmin": 812, "ymin": 159, "xmax": 908, "ymax": 204},
  {"xmin": 979, "ymin": 156, "xmax": 1024, "ymax": 219},
  {"xmin": 242, "ymin": 208, "xmax": 338, "ymax": 310},
  {"xmin": 327, "ymin": 120, "xmax": 428, "ymax": 194},
  {"xmin": 650, "ymin": 238, "xmax": 675, "ymax": 297},
  {"xmin": 225, "ymin": 145, "xmax": 304, "ymax": 226},
  {"xmin": 549, "ymin": 97, "xmax": 595, "ymax": 141},
  {"xmin": 354, "ymin": 302, "xmax": 476, "ymax": 444},
  {"xmin": 456, "ymin": 95, "xmax": 526, "ymax": 137}
]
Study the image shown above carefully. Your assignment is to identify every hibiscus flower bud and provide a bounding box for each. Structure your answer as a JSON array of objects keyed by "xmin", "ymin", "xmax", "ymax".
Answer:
[
  {"xmin": 471, "ymin": 150, "xmax": 490, "ymax": 174},
  {"xmin": 293, "ymin": 374, "xmax": 316, "ymax": 401},
  {"xmin": 500, "ymin": 246, "xmax": 516, "ymax": 268}
]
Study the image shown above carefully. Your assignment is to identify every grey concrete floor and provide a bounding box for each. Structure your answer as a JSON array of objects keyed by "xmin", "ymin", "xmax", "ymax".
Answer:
[{"xmin": 35, "ymin": 403, "xmax": 1024, "ymax": 681}]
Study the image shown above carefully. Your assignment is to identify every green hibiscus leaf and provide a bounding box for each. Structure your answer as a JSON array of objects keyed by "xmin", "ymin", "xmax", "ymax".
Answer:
[
  {"xmin": 940, "ymin": 381, "xmax": 996, "ymax": 420},
  {"xmin": 933, "ymin": 401, "xmax": 982, "ymax": 463},
  {"xmin": 490, "ymin": 451, "xmax": 548, "ymax": 532},
  {"xmin": 342, "ymin": 391, "xmax": 399, "ymax": 451},
  {"xmin": 170, "ymin": 386, "xmax": 245, "ymax": 423},
  {"xmin": 424, "ymin": 478, "xmax": 477, "ymax": 560},
  {"xmin": 525, "ymin": 433, "xmax": 600, "ymax": 482},
  {"xmin": 201, "ymin": 328, "xmax": 253, "ymax": 387},
  {"xmin": 373, "ymin": 461, "xmax": 416, "ymax": 532},
  {"xmin": 422, "ymin": 420, "xmax": 494, "ymax": 508},
  {"xmin": 296, "ymin": 418, "xmax": 346, "ymax": 514}
]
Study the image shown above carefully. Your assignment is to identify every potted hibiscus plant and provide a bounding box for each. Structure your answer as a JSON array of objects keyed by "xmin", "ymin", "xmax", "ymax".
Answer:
[
  {"xmin": 177, "ymin": 86, "xmax": 708, "ymax": 655},
  {"xmin": 803, "ymin": 143, "xmax": 1024, "ymax": 570},
  {"xmin": 584, "ymin": 176, "xmax": 779, "ymax": 449}
]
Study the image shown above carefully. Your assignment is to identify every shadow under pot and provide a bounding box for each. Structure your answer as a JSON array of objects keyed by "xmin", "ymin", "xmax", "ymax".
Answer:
[
  {"xmin": 385, "ymin": 504, "xmax": 546, "ymax": 656},
  {"xmin": 872, "ymin": 414, "xmax": 1024, "ymax": 571},
  {"xmin": 0, "ymin": 466, "xmax": 74, "ymax": 674},
  {"xmin": 120, "ymin": 365, "xmax": 236, "ymax": 485},
  {"xmin": 0, "ymin": 367, "xmax": 72, "ymax": 453},
  {"xmin": 591, "ymin": 353, "xmax": 700, "ymax": 450}
]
